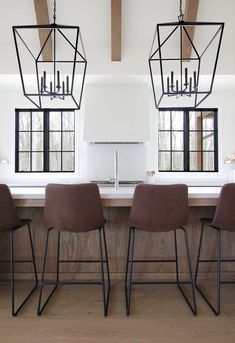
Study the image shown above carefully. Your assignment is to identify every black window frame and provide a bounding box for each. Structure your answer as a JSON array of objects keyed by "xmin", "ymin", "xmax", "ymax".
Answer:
[
  {"xmin": 158, "ymin": 108, "xmax": 218, "ymax": 172},
  {"xmin": 15, "ymin": 108, "xmax": 75, "ymax": 173}
]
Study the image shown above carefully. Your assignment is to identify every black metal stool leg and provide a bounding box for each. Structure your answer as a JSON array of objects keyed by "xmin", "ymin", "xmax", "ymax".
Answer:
[
  {"xmin": 10, "ymin": 225, "xmax": 38, "ymax": 316},
  {"xmin": 174, "ymin": 229, "xmax": 179, "ymax": 285},
  {"xmin": 176, "ymin": 228, "xmax": 197, "ymax": 315},
  {"xmin": 27, "ymin": 224, "xmax": 38, "ymax": 287},
  {"xmin": 56, "ymin": 230, "xmax": 61, "ymax": 285},
  {"xmin": 125, "ymin": 227, "xmax": 135, "ymax": 316},
  {"xmin": 216, "ymin": 229, "xmax": 221, "ymax": 314},
  {"xmin": 37, "ymin": 228, "xmax": 60, "ymax": 315},
  {"xmin": 195, "ymin": 225, "xmax": 221, "ymax": 315},
  {"xmin": 101, "ymin": 226, "xmax": 110, "ymax": 315},
  {"xmin": 98, "ymin": 227, "xmax": 110, "ymax": 316},
  {"xmin": 125, "ymin": 227, "xmax": 131, "ymax": 313},
  {"xmin": 195, "ymin": 223, "xmax": 204, "ymax": 284},
  {"xmin": 10, "ymin": 230, "xmax": 15, "ymax": 316},
  {"xmin": 98, "ymin": 227, "xmax": 110, "ymax": 317}
]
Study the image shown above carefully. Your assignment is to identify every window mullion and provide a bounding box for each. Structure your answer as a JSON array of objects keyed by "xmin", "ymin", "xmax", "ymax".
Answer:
[
  {"xmin": 15, "ymin": 111, "xmax": 19, "ymax": 172},
  {"xmin": 30, "ymin": 111, "xmax": 32, "ymax": 171},
  {"xmin": 214, "ymin": 110, "xmax": 219, "ymax": 171},
  {"xmin": 61, "ymin": 111, "xmax": 63, "ymax": 171},
  {"xmin": 184, "ymin": 110, "xmax": 190, "ymax": 171},
  {"xmin": 44, "ymin": 111, "xmax": 50, "ymax": 172},
  {"xmin": 170, "ymin": 111, "xmax": 172, "ymax": 170}
]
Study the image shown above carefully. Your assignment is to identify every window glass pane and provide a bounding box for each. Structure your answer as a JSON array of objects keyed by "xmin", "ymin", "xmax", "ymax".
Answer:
[
  {"xmin": 63, "ymin": 112, "xmax": 74, "ymax": 131},
  {"xmin": 190, "ymin": 152, "xmax": 202, "ymax": 171},
  {"xmin": 32, "ymin": 112, "xmax": 43, "ymax": 130},
  {"xmin": 190, "ymin": 131, "xmax": 202, "ymax": 150},
  {"xmin": 19, "ymin": 132, "xmax": 30, "ymax": 151},
  {"xmin": 49, "ymin": 152, "xmax": 61, "ymax": 171},
  {"xmin": 19, "ymin": 112, "xmax": 30, "ymax": 131},
  {"xmin": 172, "ymin": 111, "xmax": 183, "ymax": 130},
  {"xmin": 158, "ymin": 131, "xmax": 171, "ymax": 150},
  {"xmin": 158, "ymin": 152, "xmax": 171, "ymax": 170},
  {"xmin": 172, "ymin": 152, "xmax": 183, "ymax": 170},
  {"xmin": 202, "ymin": 112, "xmax": 214, "ymax": 130},
  {"xmin": 32, "ymin": 132, "xmax": 43, "ymax": 151},
  {"xmin": 32, "ymin": 152, "xmax": 43, "ymax": 171},
  {"xmin": 62, "ymin": 152, "xmax": 74, "ymax": 171},
  {"xmin": 172, "ymin": 131, "xmax": 183, "ymax": 150},
  {"xmin": 189, "ymin": 111, "xmax": 201, "ymax": 130},
  {"xmin": 50, "ymin": 132, "xmax": 61, "ymax": 151},
  {"xmin": 49, "ymin": 111, "xmax": 61, "ymax": 130},
  {"xmin": 203, "ymin": 152, "xmax": 215, "ymax": 171},
  {"xmin": 158, "ymin": 111, "xmax": 170, "ymax": 130},
  {"xmin": 63, "ymin": 132, "xmax": 74, "ymax": 151},
  {"xmin": 203, "ymin": 132, "xmax": 214, "ymax": 151},
  {"xmin": 19, "ymin": 152, "xmax": 30, "ymax": 171}
]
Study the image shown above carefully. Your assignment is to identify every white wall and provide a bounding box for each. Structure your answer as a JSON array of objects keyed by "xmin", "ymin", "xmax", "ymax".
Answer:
[{"xmin": 0, "ymin": 74, "xmax": 235, "ymax": 185}]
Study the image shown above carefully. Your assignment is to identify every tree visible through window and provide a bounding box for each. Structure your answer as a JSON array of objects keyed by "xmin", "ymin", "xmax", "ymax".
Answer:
[
  {"xmin": 158, "ymin": 108, "xmax": 218, "ymax": 172},
  {"xmin": 15, "ymin": 109, "xmax": 75, "ymax": 172}
]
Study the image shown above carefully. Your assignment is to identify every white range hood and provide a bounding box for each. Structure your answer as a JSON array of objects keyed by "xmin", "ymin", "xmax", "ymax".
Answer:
[{"xmin": 83, "ymin": 84, "xmax": 150, "ymax": 142}]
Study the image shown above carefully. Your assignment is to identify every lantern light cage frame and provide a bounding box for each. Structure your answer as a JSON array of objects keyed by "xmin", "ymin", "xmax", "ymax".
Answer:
[
  {"xmin": 149, "ymin": 2, "xmax": 224, "ymax": 109},
  {"xmin": 12, "ymin": 0, "xmax": 87, "ymax": 110}
]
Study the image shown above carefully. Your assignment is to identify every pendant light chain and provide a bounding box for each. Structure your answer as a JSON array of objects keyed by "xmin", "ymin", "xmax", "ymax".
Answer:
[
  {"xmin": 53, "ymin": 0, "xmax": 56, "ymax": 24},
  {"xmin": 178, "ymin": 0, "xmax": 184, "ymax": 21}
]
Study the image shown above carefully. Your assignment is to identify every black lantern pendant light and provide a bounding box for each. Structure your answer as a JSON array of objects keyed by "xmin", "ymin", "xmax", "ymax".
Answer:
[
  {"xmin": 13, "ymin": 0, "xmax": 87, "ymax": 109},
  {"xmin": 149, "ymin": 0, "xmax": 224, "ymax": 108}
]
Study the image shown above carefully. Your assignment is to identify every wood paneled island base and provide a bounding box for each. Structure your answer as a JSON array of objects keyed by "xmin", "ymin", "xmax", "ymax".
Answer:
[{"xmin": 3, "ymin": 205, "xmax": 235, "ymax": 281}]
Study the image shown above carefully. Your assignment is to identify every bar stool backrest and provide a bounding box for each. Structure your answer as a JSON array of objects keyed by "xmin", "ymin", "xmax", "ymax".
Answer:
[
  {"xmin": 212, "ymin": 183, "xmax": 235, "ymax": 231},
  {"xmin": 128, "ymin": 184, "xmax": 188, "ymax": 232},
  {"xmin": 0, "ymin": 184, "xmax": 20, "ymax": 232},
  {"xmin": 45, "ymin": 183, "xmax": 105, "ymax": 232}
]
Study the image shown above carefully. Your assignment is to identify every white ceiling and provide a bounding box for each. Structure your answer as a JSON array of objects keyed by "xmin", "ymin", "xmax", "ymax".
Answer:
[{"xmin": 0, "ymin": 0, "xmax": 234, "ymax": 75}]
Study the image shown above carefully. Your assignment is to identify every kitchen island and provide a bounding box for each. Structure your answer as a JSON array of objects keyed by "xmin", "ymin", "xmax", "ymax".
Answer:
[{"xmin": 1, "ymin": 186, "xmax": 229, "ymax": 281}]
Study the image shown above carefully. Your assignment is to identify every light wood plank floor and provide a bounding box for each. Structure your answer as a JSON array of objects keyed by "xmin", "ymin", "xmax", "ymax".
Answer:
[{"xmin": 0, "ymin": 280, "xmax": 235, "ymax": 343}]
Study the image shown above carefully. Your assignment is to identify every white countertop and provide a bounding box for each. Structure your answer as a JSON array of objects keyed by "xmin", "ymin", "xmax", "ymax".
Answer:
[{"xmin": 10, "ymin": 186, "xmax": 222, "ymax": 200}]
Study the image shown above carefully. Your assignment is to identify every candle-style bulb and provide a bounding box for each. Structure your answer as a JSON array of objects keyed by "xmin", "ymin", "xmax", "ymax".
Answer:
[
  {"xmin": 57, "ymin": 70, "xmax": 60, "ymax": 89},
  {"xmin": 193, "ymin": 71, "xmax": 197, "ymax": 90},
  {"xmin": 189, "ymin": 77, "xmax": 192, "ymax": 93},
  {"xmin": 171, "ymin": 71, "xmax": 174, "ymax": 89},
  {"xmin": 176, "ymin": 80, "xmax": 179, "ymax": 92},
  {"xmin": 66, "ymin": 76, "xmax": 69, "ymax": 93},
  {"xmin": 40, "ymin": 77, "xmax": 44, "ymax": 94},
  {"xmin": 167, "ymin": 77, "xmax": 170, "ymax": 93},
  {"xmin": 43, "ymin": 71, "xmax": 46, "ymax": 88},
  {"xmin": 184, "ymin": 68, "xmax": 188, "ymax": 86}
]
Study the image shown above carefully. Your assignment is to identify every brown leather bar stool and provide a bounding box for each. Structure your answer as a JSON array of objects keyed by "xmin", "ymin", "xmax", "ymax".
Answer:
[
  {"xmin": 37, "ymin": 183, "xmax": 110, "ymax": 316},
  {"xmin": 125, "ymin": 184, "xmax": 197, "ymax": 315},
  {"xmin": 0, "ymin": 184, "xmax": 38, "ymax": 316},
  {"xmin": 195, "ymin": 183, "xmax": 235, "ymax": 315}
]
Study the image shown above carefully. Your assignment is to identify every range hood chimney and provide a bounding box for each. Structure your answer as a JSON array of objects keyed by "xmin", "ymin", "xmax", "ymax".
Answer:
[{"xmin": 83, "ymin": 84, "xmax": 150, "ymax": 143}]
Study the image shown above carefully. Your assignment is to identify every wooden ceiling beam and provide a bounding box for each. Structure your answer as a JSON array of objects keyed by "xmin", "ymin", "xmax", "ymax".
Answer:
[
  {"xmin": 111, "ymin": 0, "xmax": 122, "ymax": 61},
  {"xmin": 182, "ymin": 0, "xmax": 200, "ymax": 59},
  {"xmin": 33, "ymin": 0, "xmax": 52, "ymax": 61}
]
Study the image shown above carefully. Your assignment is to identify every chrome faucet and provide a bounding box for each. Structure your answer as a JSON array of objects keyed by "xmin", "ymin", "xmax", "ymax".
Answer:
[{"xmin": 114, "ymin": 149, "xmax": 119, "ymax": 191}]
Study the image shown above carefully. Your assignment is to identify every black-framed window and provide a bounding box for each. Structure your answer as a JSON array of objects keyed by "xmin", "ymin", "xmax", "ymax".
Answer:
[
  {"xmin": 158, "ymin": 108, "xmax": 218, "ymax": 172},
  {"xmin": 15, "ymin": 109, "xmax": 75, "ymax": 172}
]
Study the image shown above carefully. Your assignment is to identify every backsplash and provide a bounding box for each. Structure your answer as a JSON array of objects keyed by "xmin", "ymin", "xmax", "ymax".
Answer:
[{"xmin": 87, "ymin": 143, "xmax": 147, "ymax": 182}]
